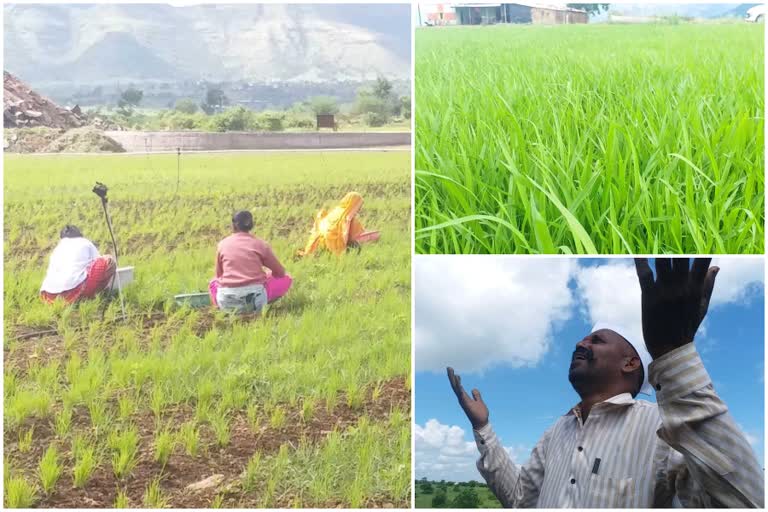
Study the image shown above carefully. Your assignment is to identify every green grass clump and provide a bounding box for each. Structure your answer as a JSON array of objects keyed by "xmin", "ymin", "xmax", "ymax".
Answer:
[
  {"xmin": 5, "ymin": 475, "xmax": 38, "ymax": 508},
  {"xmin": 416, "ymin": 23, "xmax": 764, "ymax": 254},
  {"xmin": 38, "ymin": 444, "xmax": 62, "ymax": 494},
  {"xmin": 109, "ymin": 427, "xmax": 139, "ymax": 479},
  {"xmin": 73, "ymin": 446, "xmax": 97, "ymax": 488},
  {"xmin": 153, "ymin": 429, "xmax": 175, "ymax": 467}
]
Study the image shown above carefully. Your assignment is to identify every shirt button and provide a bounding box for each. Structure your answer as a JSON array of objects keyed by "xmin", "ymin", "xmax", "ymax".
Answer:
[
  {"xmin": 577, "ymin": 446, "xmax": 583, "ymax": 452},
  {"xmin": 570, "ymin": 478, "xmax": 576, "ymax": 484}
]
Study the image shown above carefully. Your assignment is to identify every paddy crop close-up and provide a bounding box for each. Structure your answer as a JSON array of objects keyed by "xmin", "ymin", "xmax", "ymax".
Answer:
[
  {"xmin": 415, "ymin": 23, "xmax": 764, "ymax": 254},
  {"xmin": 3, "ymin": 150, "xmax": 411, "ymax": 508}
]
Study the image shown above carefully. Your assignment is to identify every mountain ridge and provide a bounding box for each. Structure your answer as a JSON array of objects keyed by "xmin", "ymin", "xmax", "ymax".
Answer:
[{"xmin": 3, "ymin": 3, "xmax": 411, "ymax": 87}]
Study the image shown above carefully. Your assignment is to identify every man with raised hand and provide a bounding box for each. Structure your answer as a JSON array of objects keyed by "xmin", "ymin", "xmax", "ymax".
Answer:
[{"xmin": 447, "ymin": 258, "xmax": 763, "ymax": 508}]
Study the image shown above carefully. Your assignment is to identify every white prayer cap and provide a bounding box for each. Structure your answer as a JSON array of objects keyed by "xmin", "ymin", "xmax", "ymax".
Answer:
[{"xmin": 590, "ymin": 322, "xmax": 653, "ymax": 396}]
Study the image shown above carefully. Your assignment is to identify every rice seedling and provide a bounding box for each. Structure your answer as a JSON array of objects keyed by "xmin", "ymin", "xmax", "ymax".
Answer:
[
  {"xmin": 117, "ymin": 393, "xmax": 136, "ymax": 420},
  {"xmin": 143, "ymin": 477, "xmax": 168, "ymax": 508},
  {"xmin": 109, "ymin": 426, "xmax": 139, "ymax": 479},
  {"xmin": 53, "ymin": 406, "xmax": 73, "ymax": 437},
  {"xmin": 242, "ymin": 452, "xmax": 262, "ymax": 492},
  {"xmin": 72, "ymin": 446, "xmax": 97, "ymax": 488},
  {"xmin": 415, "ymin": 23, "xmax": 764, "ymax": 254},
  {"xmin": 270, "ymin": 405, "xmax": 287, "ymax": 429},
  {"xmin": 210, "ymin": 413, "xmax": 231, "ymax": 448},
  {"xmin": 300, "ymin": 397, "xmax": 315, "ymax": 423},
  {"xmin": 5, "ymin": 475, "xmax": 38, "ymax": 508},
  {"xmin": 17, "ymin": 427, "xmax": 34, "ymax": 453},
  {"xmin": 346, "ymin": 383, "xmax": 365, "ymax": 410},
  {"xmin": 178, "ymin": 421, "xmax": 200, "ymax": 457},
  {"xmin": 6, "ymin": 389, "xmax": 52, "ymax": 428},
  {"xmin": 114, "ymin": 489, "xmax": 129, "ymax": 508},
  {"xmin": 4, "ymin": 151, "xmax": 411, "ymax": 507},
  {"xmin": 38, "ymin": 444, "xmax": 62, "ymax": 494},
  {"xmin": 153, "ymin": 429, "xmax": 175, "ymax": 467},
  {"xmin": 88, "ymin": 398, "xmax": 112, "ymax": 431},
  {"xmin": 212, "ymin": 493, "xmax": 225, "ymax": 508},
  {"xmin": 246, "ymin": 403, "xmax": 259, "ymax": 429}
]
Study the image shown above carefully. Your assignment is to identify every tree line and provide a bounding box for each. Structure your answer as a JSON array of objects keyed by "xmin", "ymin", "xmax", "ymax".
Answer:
[{"xmin": 109, "ymin": 76, "xmax": 410, "ymax": 131}]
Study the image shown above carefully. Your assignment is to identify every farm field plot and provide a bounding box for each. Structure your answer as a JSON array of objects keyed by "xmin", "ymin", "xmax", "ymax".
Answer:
[
  {"xmin": 415, "ymin": 24, "xmax": 764, "ymax": 254},
  {"xmin": 3, "ymin": 150, "xmax": 411, "ymax": 508}
]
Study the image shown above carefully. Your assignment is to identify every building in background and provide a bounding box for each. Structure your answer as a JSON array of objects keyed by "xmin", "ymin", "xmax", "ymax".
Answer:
[
  {"xmin": 420, "ymin": 3, "xmax": 458, "ymax": 25},
  {"xmin": 451, "ymin": 2, "xmax": 588, "ymax": 25}
]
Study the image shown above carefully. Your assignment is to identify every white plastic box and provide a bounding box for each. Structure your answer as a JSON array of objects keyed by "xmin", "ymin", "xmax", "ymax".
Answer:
[{"xmin": 110, "ymin": 266, "xmax": 134, "ymax": 291}]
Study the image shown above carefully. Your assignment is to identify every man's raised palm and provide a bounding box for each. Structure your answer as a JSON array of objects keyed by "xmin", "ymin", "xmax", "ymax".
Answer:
[{"xmin": 447, "ymin": 367, "xmax": 489, "ymax": 430}]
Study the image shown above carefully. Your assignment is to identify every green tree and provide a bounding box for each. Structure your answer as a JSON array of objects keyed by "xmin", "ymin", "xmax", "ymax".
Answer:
[
  {"xmin": 431, "ymin": 489, "xmax": 448, "ymax": 508},
  {"xmin": 308, "ymin": 95, "xmax": 339, "ymax": 115},
  {"xmin": 566, "ymin": 3, "xmax": 610, "ymax": 15},
  {"xmin": 174, "ymin": 98, "xmax": 199, "ymax": 114},
  {"xmin": 355, "ymin": 91, "xmax": 391, "ymax": 126},
  {"xmin": 421, "ymin": 482, "xmax": 434, "ymax": 494},
  {"xmin": 451, "ymin": 486, "xmax": 481, "ymax": 508},
  {"xmin": 211, "ymin": 106, "xmax": 252, "ymax": 132},
  {"xmin": 201, "ymin": 87, "xmax": 228, "ymax": 115},
  {"xmin": 118, "ymin": 87, "xmax": 143, "ymax": 108},
  {"xmin": 373, "ymin": 76, "xmax": 393, "ymax": 100},
  {"xmin": 400, "ymin": 95, "xmax": 411, "ymax": 119}
]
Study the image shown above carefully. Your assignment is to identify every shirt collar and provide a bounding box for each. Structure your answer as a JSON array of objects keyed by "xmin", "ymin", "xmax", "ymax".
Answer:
[{"xmin": 565, "ymin": 392, "xmax": 636, "ymax": 417}]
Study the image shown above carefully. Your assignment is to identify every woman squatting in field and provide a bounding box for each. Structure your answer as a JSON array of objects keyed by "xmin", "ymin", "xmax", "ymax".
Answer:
[
  {"xmin": 209, "ymin": 210, "xmax": 292, "ymax": 313},
  {"xmin": 40, "ymin": 225, "xmax": 117, "ymax": 303}
]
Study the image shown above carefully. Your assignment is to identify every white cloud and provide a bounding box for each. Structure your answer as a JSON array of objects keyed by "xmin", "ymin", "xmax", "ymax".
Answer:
[
  {"xmin": 416, "ymin": 257, "xmax": 762, "ymax": 375},
  {"xmin": 415, "ymin": 257, "xmax": 575, "ymax": 374},
  {"xmin": 574, "ymin": 258, "xmax": 764, "ymax": 344},
  {"xmin": 710, "ymin": 258, "xmax": 764, "ymax": 307},
  {"xmin": 415, "ymin": 419, "xmax": 528, "ymax": 482},
  {"xmin": 575, "ymin": 261, "xmax": 643, "ymax": 342}
]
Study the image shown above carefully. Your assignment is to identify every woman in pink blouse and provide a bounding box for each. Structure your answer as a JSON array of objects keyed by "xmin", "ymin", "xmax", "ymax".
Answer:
[{"xmin": 208, "ymin": 210, "xmax": 292, "ymax": 313}]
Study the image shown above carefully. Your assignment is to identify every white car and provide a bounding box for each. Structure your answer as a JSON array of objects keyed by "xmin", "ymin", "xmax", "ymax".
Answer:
[{"xmin": 745, "ymin": 4, "xmax": 766, "ymax": 22}]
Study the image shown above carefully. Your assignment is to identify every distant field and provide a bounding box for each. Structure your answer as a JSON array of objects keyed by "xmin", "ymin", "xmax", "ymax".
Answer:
[
  {"xmin": 415, "ymin": 24, "xmax": 764, "ymax": 254},
  {"xmin": 415, "ymin": 481, "xmax": 501, "ymax": 508},
  {"xmin": 4, "ymin": 151, "xmax": 410, "ymax": 508}
]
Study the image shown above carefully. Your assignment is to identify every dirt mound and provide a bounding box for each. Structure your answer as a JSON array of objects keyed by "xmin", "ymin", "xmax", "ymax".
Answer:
[
  {"xmin": 4, "ymin": 70, "xmax": 85, "ymax": 129},
  {"xmin": 3, "ymin": 127, "xmax": 64, "ymax": 152},
  {"xmin": 43, "ymin": 127, "xmax": 126, "ymax": 153},
  {"xmin": 4, "ymin": 127, "xmax": 125, "ymax": 153}
]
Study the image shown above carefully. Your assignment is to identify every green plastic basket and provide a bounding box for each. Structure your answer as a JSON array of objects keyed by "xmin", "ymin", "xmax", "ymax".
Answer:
[{"xmin": 174, "ymin": 292, "xmax": 211, "ymax": 308}]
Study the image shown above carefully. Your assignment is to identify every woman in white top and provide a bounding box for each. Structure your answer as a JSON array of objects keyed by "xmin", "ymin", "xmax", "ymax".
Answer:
[{"xmin": 40, "ymin": 225, "xmax": 116, "ymax": 303}]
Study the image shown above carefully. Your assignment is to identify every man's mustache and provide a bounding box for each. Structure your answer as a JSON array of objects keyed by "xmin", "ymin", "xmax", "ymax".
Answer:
[{"xmin": 572, "ymin": 347, "xmax": 594, "ymax": 361}]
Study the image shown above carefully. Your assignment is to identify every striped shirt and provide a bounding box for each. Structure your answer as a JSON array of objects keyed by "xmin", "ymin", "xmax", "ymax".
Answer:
[{"xmin": 474, "ymin": 343, "xmax": 764, "ymax": 508}]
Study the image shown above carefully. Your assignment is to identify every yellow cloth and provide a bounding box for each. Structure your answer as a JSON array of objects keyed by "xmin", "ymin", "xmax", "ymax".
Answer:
[{"xmin": 301, "ymin": 192, "xmax": 367, "ymax": 256}]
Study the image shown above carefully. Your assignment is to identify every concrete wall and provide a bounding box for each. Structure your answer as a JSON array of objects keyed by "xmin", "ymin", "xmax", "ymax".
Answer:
[
  {"xmin": 532, "ymin": 8, "xmax": 588, "ymax": 24},
  {"xmin": 105, "ymin": 131, "xmax": 411, "ymax": 153}
]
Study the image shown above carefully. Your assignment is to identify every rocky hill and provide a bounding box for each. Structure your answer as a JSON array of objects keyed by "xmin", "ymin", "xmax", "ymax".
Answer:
[
  {"xmin": 3, "ymin": 4, "xmax": 411, "ymax": 86},
  {"xmin": 3, "ymin": 71, "xmax": 84, "ymax": 129}
]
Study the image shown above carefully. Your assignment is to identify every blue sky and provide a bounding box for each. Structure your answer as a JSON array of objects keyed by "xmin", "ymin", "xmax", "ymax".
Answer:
[{"xmin": 414, "ymin": 257, "xmax": 764, "ymax": 482}]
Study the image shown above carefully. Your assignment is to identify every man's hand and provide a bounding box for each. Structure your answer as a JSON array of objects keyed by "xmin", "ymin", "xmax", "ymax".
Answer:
[
  {"xmin": 447, "ymin": 367, "xmax": 489, "ymax": 430},
  {"xmin": 634, "ymin": 258, "xmax": 719, "ymax": 360}
]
